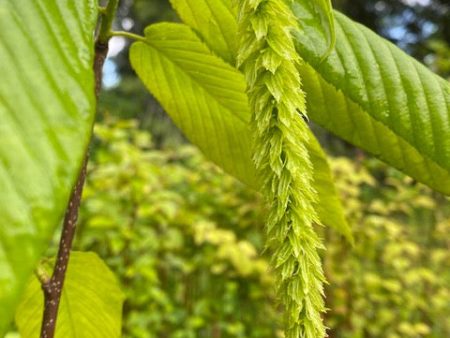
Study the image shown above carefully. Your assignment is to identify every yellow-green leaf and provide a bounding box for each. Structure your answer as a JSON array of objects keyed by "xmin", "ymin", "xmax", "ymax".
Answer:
[
  {"xmin": 292, "ymin": 1, "xmax": 450, "ymax": 194},
  {"xmin": 15, "ymin": 252, "xmax": 124, "ymax": 338},
  {"xmin": 129, "ymin": 22, "xmax": 352, "ymax": 241},
  {"xmin": 0, "ymin": 1, "xmax": 97, "ymax": 333}
]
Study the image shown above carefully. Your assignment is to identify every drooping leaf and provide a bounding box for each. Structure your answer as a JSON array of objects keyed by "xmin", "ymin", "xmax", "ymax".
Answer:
[
  {"xmin": 129, "ymin": 22, "xmax": 352, "ymax": 241},
  {"xmin": 172, "ymin": 0, "xmax": 450, "ymax": 195},
  {"xmin": 0, "ymin": 1, "xmax": 97, "ymax": 332},
  {"xmin": 300, "ymin": 63, "xmax": 450, "ymax": 195},
  {"xmin": 170, "ymin": 0, "xmax": 336, "ymax": 63},
  {"xmin": 168, "ymin": 0, "xmax": 351, "ymax": 238},
  {"xmin": 291, "ymin": 0, "xmax": 450, "ymax": 194},
  {"xmin": 131, "ymin": 23, "xmax": 255, "ymax": 186},
  {"xmin": 15, "ymin": 252, "xmax": 124, "ymax": 338}
]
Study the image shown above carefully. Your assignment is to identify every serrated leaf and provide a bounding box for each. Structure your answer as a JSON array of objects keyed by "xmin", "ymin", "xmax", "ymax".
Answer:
[
  {"xmin": 168, "ymin": 0, "xmax": 351, "ymax": 238},
  {"xmin": 169, "ymin": 0, "xmax": 238, "ymax": 64},
  {"xmin": 15, "ymin": 252, "xmax": 124, "ymax": 338},
  {"xmin": 291, "ymin": 1, "xmax": 450, "ymax": 194},
  {"xmin": 129, "ymin": 22, "xmax": 352, "ymax": 242},
  {"xmin": 170, "ymin": 0, "xmax": 336, "ymax": 62},
  {"xmin": 0, "ymin": 1, "xmax": 97, "ymax": 332},
  {"xmin": 130, "ymin": 23, "xmax": 256, "ymax": 186},
  {"xmin": 300, "ymin": 63, "xmax": 450, "ymax": 195},
  {"xmin": 172, "ymin": 0, "xmax": 450, "ymax": 195}
]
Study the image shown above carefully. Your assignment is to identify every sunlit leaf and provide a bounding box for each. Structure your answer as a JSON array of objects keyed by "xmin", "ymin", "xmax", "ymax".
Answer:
[
  {"xmin": 0, "ymin": 1, "xmax": 97, "ymax": 333},
  {"xmin": 292, "ymin": 0, "xmax": 450, "ymax": 194},
  {"xmin": 129, "ymin": 22, "xmax": 352, "ymax": 241},
  {"xmin": 15, "ymin": 252, "xmax": 124, "ymax": 338},
  {"xmin": 172, "ymin": 0, "xmax": 450, "ymax": 195}
]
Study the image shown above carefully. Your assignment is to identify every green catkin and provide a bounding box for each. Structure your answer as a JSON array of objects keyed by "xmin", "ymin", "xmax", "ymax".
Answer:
[{"xmin": 235, "ymin": 0, "xmax": 327, "ymax": 337}]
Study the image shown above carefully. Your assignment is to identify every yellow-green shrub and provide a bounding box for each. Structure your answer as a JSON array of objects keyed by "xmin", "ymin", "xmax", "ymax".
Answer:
[{"xmin": 77, "ymin": 118, "xmax": 449, "ymax": 338}]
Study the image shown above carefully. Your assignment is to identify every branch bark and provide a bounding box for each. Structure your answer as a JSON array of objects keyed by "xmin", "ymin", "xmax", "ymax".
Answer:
[
  {"xmin": 39, "ymin": 24, "xmax": 110, "ymax": 338},
  {"xmin": 39, "ymin": 157, "xmax": 88, "ymax": 338}
]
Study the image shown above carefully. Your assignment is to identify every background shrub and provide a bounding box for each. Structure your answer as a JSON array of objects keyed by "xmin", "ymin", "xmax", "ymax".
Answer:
[{"xmin": 75, "ymin": 118, "xmax": 450, "ymax": 338}]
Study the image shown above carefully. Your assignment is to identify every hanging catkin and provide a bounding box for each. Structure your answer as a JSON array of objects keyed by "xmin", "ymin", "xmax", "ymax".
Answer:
[{"xmin": 235, "ymin": 0, "xmax": 327, "ymax": 337}]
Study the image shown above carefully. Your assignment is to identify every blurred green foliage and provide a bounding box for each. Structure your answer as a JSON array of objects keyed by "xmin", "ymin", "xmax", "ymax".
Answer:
[
  {"xmin": 76, "ymin": 118, "xmax": 279, "ymax": 338},
  {"xmin": 425, "ymin": 39, "xmax": 450, "ymax": 80},
  {"xmin": 324, "ymin": 158, "xmax": 450, "ymax": 338},
  {"xmin": 74, "ymin": 118, "xmax": 449, "ymax": 338},
  {"xmin": 80, "ymin": 2, "xmax": 450, "ymax": 337}
]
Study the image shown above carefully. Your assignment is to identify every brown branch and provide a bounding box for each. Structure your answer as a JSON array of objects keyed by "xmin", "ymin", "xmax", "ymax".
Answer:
[
  {"xmin": 40, "ymin": 157, "xmax": 88, "ymax": 338},
  {"xmin": 94, "ymin": 41, "xmax": 109, "ymax": 97},
  {"xmin": 39, "ymin": 35, "xmax": 109, "ymax": 338}
]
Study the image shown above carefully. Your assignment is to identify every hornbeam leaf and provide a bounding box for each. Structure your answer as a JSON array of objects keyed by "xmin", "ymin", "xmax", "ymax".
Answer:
[
  {"xmin": 171, "ymin": 0, "xmax": 450, "ymax": 195},
  {"xmin": 130, "ymin": 22, "xmax": 352, "ymax": 241},
  {"xmin": 291, "ymin": 0, "xmax": 450, "ymax": 194},
  {"xmin": 130, "ymin": 23, "xmax": 256, "ymax": 187},
  {"xmin": 168, "ymin": 0, "xmax": 351, "ymax": 237},
  {"xmin": 15, "ymin": 252, "xmax": 124, "ymax": 338},
  {"xmin": 300, "ymin": 63, "xmax": 450, "ymax": 195},
  {"xmin": 0, "ymin": 1, "xmax": 97, "ymax": 332},
  {"xmin": 170, "ymin": 0, "xmax": 336, "ymax": 63}
]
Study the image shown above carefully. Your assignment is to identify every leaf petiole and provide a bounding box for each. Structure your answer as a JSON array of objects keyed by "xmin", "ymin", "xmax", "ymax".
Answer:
[{"xmin": 110, "ymin": 31, "xmax": 146, "ymax": 42}]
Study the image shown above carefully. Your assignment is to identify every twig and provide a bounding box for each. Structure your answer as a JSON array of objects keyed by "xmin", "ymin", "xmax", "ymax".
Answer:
[
  {"xmin": 39, "ymin": 5, "xmax": 111, "ymax": 337},
  {"xmin": 40, "ymin": 157, "xmax": 88, "ymax": 338}
]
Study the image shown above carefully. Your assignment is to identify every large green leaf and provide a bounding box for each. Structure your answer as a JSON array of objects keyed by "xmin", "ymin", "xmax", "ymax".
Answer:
[
  {"xmin": 300, "ymin": 63, "xmax": 450, "ymax": 194},
  {"xmin": 15, "ymin": 252, "xmax": 124, "ymax": 338},
  {"xmin": 291, "ymin": 1, "xmax": 450, "ymax": 194},
  {"xmin": 170, "ymin": 0, "xmax": 335, "ymax": 64},
  {"xmin": 130, "ymin": 23, "xmax": 352, "ymax": 241},
  {"xmin": 0, "ymin": 1, "xmax": 97, "ymax": 332},
  {"xmin": 170, "ymin": 0, "xmax": 450, "ymax": 194},
  {"xmin": 130, "ymin": 23, "xmax": 256, "ymax": 186},
  {"xmin": 168, "ymin": 0, "xmax": 351, "ymax": 238}
]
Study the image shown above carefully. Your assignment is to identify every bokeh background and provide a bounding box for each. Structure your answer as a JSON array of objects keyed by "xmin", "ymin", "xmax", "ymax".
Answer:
[{"xmin": 24, "ymin": 1, "xmax": 450, "ymax": 337}]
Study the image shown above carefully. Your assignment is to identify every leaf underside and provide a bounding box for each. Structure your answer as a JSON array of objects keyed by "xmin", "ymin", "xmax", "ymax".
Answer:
[
  {"xmin": 292, "ymin": 1, "xmax": 450, "ymax": 194},
  {"xmin": 130, "ymin": 22, "xmax": 352, "ymax": 241},
  {"xmin": 300, "ymin": 63, "xmax": 450, "ymax": 194},
  {"xmin": 170, "ymin": 0, "xmax": 450, "ymax": 195},
  {"xmin": 131, "ymin": 23, "xmax": 256, "ymax": 187},
  {"xmin": 0, "ymin": 1, "xmax": 97, "ymax": 332},
  {"xmin": 15, "ymin": 252, "xmax": 124, "ymax": 338}
]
